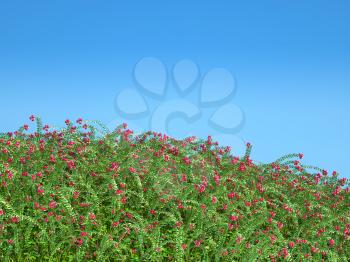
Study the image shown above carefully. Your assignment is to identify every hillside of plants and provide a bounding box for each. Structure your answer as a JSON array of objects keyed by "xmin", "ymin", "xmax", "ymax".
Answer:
[{"xmin": 0, "ymin": 116, "xmax": 349, "ymax": 261}]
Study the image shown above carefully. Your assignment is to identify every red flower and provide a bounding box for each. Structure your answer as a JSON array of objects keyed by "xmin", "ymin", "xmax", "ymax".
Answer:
[
  {"xmin": 7, "ymin": 239, "xmax": 14, "ymax": 245},
  {"xmin": 75, "ymin": 238, "xmax": 83, "ymax": 246},
  {"xmin": 183, "ymin": 157, "xmax": 191, "ymax": 165},
  {"xmin": 112, "ymin": 221, "xmax": 120, "ymax": 227},
  {"xmin": 121, "ymin": 196, "xmax": 127, "ymax": 204},
  {"xmin": 239, "ymin": 162, "xmax": 246, "ymax": 172},
  {"xmin": 199, "ymin": 184, "xmax": 206, "ymax": 193},
  {"xmin": 89, "ymin": 213, "xmax": 96, "ymax": 220},
  {"xmin": 231, "ymin": 157, "xmax": 239, "ymax": 164},
  {"xmin": 194, "ymin": 239, "xmax": 202, "ymax": 247},
  {"xmin": 228, "ymin": 192, "xmax": 235, "ymax": 199},
  {"xmin": 37, "ymin": 187, "xmax": 44, "ymax": 195},
  {"xmin": 11, "ymin": 216, "xmax": 19, "ymax": 223},
  {"xmin": 230, "ymin": 215, "xmax": 238, "ymax": 221},
  {"xmin": 49, "ymin": 200, "xmax": 57, "ymax": 209}
]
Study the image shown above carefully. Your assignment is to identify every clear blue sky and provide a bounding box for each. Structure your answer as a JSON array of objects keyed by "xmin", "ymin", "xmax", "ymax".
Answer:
[{"xmin": 1, "ymin": 1, "xmax": 349, "ymax": 183}]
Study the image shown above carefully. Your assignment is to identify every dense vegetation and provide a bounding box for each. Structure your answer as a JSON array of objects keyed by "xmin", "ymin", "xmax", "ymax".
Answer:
[{"xmin": 0, "ymin": 116, "xmax": 349, "ymax": 261}]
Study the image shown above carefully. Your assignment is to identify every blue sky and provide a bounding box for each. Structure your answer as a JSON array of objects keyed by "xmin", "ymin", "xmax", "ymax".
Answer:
[{"xmin": 0, "ymin": 1, "xmax": 349, "ymax": 184}]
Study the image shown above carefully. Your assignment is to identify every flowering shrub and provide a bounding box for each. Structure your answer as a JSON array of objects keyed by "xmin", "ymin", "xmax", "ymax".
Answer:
[{"xmin": 0, "ymin": 116, "xmax": 349, "ymax": 261}]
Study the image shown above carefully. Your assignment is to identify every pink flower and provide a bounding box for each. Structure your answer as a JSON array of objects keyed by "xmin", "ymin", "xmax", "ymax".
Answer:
[
  {"xmin": 230, "ymin": 215, "xmax": 238, "ymax": 221},
  {"xmin": 199, "ymin": 184, "xmax": 206, "ymax": 193},
  {"xmin": 112, "ymin": 221, "xmax": 120, "ymax": 227},
  {"xmin": 239, "ymin": 162, "xmax": 246, "ymax": 172},
  {"xmin": 49, "ymin": 200, "xmax": 57, "ymax": 209},
  {"xmin": 89, "ymin": 213, "xmax": 96, "ymax": 220},
  {"xmin": 29, "ymin": 115, "xmax": 35, "ymax": 121},
  {"xmin": 37, "ymin": 187, "xmax": 44, "ymax": 195},
  {"xmin": 277, "ymin": 222, "xmax": 284, "ymax": 229},
  {"xmin": 183, "ymin": 157, "xmax": 191, "ymax": 165},
  {"xmin": 75, "ymin": 238, "xmax": 83, "ymax": 246},
  {"xmin": 7, "ymin": 239, "xmax": 14, "ymax": 245},
  {"xmin": 11, "ymin": 216, "xmax": 19, "ymax": 223},
  {"xmin": 228, "ymin": 192, "xmax": 235, "ymax": 199},
  {"xmin": 194, "ymin": 239, "xmax": 202, "ymax": 247},
  {"xmin": 121, "ymin": 196, "xmax": 127, "ymax": 204}
]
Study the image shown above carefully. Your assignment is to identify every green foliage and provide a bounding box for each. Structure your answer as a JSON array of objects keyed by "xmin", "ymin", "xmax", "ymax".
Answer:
[{"xmin": 0, "ymin": 117, "xmax": 349, "ymax": 261}]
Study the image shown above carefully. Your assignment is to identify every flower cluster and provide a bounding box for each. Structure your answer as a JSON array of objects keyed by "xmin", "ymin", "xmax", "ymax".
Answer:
[{"xmin": 0, "ymin": 116, "xmax": 349, "ymax": 261}]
